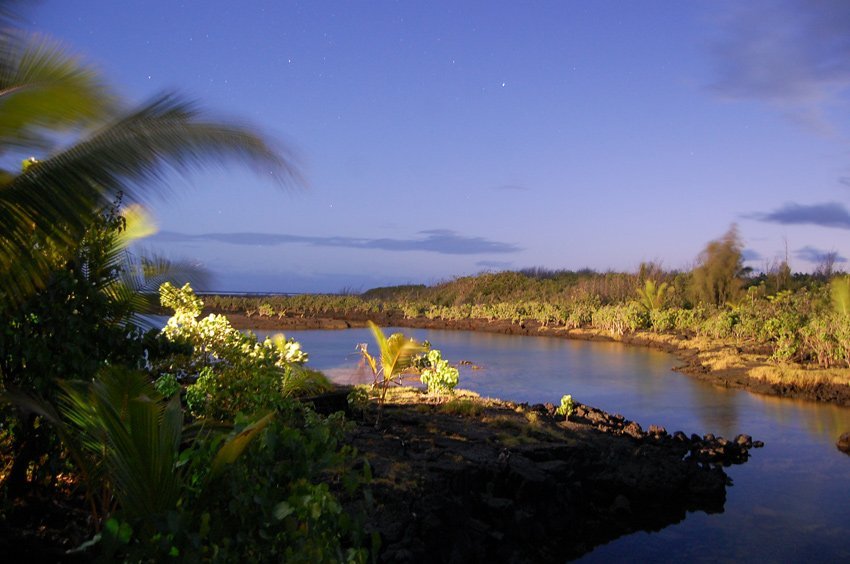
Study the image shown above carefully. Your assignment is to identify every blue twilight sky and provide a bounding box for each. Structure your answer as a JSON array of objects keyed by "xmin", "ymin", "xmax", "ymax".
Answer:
[{"xmin": 25, "ymin": 1, "xmax": 850, "ymax": 292}]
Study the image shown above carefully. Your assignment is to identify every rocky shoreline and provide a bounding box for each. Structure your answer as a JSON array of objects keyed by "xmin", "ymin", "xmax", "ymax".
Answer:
[
  {"xmin": 309, "ymin": 388, "xmax": 758, "ymax": 562},
  {"xmin": 218, "ymin": 309, "xmax": 850, "ymax": 407}
]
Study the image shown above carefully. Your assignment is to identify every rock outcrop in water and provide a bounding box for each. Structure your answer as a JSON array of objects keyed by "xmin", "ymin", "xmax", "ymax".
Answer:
[
  {"xmin": 838, "ymin": 432, "xmax": 850, "ymax": 455},
  {"xmin": 310, "ymin": 389, "xmax": 758, "ymax": 563}
]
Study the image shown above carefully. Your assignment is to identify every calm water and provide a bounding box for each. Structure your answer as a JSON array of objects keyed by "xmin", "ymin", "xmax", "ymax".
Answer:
[{"xmin": 261, "ymin": 327, "xmax": 850, "ymax": 563}]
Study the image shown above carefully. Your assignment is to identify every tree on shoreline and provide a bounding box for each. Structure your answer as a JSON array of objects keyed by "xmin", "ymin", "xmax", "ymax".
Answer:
[{"xmin": 691, "ymin": 225, "xmax": 744, "ymax": 307}]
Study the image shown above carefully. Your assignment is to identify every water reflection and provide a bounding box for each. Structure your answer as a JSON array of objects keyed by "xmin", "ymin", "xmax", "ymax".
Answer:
[{"xmin": 271, "ymin": 327, "xmax": 850, "ymax": 563}]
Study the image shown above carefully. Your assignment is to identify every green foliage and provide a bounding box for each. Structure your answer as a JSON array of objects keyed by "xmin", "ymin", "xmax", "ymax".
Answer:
[
  {"xmin": 690, "ymin": 225, "xmax": 744, "ymax": 307},
  {"xmin": 358, "ymin": 322, "xmax": 423, "ymax": 425},
  {"xmin": 830, "ymin": 276, "xmax": 850, "ymax": 316},
  {"xmin": 159, "ymin": 282, "xmax": 323, "ymax": 420},
  {"xmin": 649, "ymin": 307, "xmax": 678, "ymax": 332},
  {"xmin": 636, "ymin": 279, "xmax": 670, "ymax": 311},
  {"xmin": 258, "ymin": 302, "xmax": 275, "ymax": 317},
  {"xmin": 346, "ymin": 385, "xmax": 371, "ymax": 416},
  {"xmin": 418, "ymin": 349, "xmax": 460, "ymax": 395},
  {"xmin": 153, "ymin": 373, "xmax": 180, "ymax": 398},
  {"xmin": 566, "ymin": 295, "xmax": 601, "ymax": 328},
  {"xmin": 160, "ymin": 282, "xmax": 308, "ymax": 371},
  {"xmin": 185, "ymin": 364, "xmax": 331, "ymax": 420},
  {"xmin": 592, "ymin": 302, "xmax": 649, "ymax": 336},
  {"xmin": 556, "ymin": 394, "xmax": 574, "ymax": 421},
  {"xmin": 21, "ymin": 366, "xmax": 365, "ymax": 561},
  {"xmin": 195, "ymin": 410, "xmax": 370, "ymax": 563},
  {"xmin": 200, "ymin": 264, "xmax": 850, "ymax": 372},
  {"xmin": 0, "ymin": 200, "xmax": 150, "ymax": 494},
  {"xmin": 159, "ymin": 281, "xmax": 203, "ymax": 320},
  {"xmin": 764, "ymin": 313, "xmax": 803, "ymax": 363},
  {"xmin": 699, "ymin": 309, "xmax": 740, "ymax": 340},
  {"xmin": 439, "ymin": 397, "xmax": 484, "ymax": 417}
]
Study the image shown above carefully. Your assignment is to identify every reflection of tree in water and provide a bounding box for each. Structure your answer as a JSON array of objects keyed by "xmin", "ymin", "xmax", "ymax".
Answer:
[
  {"xmin": 687, "ymin": 384, "xmax": 743, "ymax": 438},
  {"xmin": 686, "ymin": 377, "xmax": 850, "ymax": 446},
  {"xmin": 757, "ymin": 394, "xmax": 850, "ymax": 446}
]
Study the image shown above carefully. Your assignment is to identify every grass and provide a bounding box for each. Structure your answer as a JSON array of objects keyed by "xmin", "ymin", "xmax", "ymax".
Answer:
[
  {"xmin": 440, "ymin": 398, "xmax": 484, "ymax": 417},
  {"xmin": 750, "ymin": 365, "xmax": 850, "ymax": 389}
]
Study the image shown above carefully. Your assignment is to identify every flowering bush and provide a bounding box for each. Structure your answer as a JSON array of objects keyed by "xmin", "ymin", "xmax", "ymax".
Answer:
[
  {"xmin": 159, "ymin": 282, "xmax": 307, "ymax": 371},
  {"xmin": 158, "ymin": 283, "xmax": 323, "ymax": 417}
]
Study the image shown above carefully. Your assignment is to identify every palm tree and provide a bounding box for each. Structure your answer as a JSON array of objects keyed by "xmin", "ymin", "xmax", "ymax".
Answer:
[
  {"xmin": 0, "ymin": 30, "xmax": 300, "ymax": 307},
  {"xmin": 0, "ymin": 13, "xmax": 300, "ymax": 495},
  {"xmin": 359, "ymin": 322, "xmax": 424, "ymax": 426},
  {"xmin": 636, "ymin": 279, "xmax": 669, "ymax": 311}
]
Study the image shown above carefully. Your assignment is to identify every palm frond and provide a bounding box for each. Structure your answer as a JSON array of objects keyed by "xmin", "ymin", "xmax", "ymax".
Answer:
[
  {"xmin": 831, "ymin": 276, "xmax": 850, "ymax": 316},
  {"xmin": 208, "ymin": 411, "xmax": 274, "ymax": 481},
  {"xmin": 1, "ymin": 93, "xmax": 300, "ymax": 306},
  {"xmin": 0, "ymin": 33, "xmax": 115, "ymax": 153}
]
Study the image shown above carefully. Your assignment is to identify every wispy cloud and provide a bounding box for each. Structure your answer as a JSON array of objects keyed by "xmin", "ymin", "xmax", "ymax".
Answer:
[
  {"xmin": 476, "ymin": 260, "xmax": 514, "ymax": 269},
  {"xmin": 795, "ymin": 245, "xmax": 848, "ymax": 263},
  {"xmin": 742, "ymin": 248, "xmax": 763, "ymax": 262},
  {"xmin": 153, "ymin": 229, "xmax": 520, "ymax": 255},
  {"xmin": 707, "ymin": 0, "xmax": 850, "ymax": 130},
  {"xmin": 748, "ymin": 201, "xmax": 850, "ymax": 229}
]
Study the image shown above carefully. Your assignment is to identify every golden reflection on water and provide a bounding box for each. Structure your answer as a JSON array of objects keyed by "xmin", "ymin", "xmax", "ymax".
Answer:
[
  {"xmin": 276, "ymin": 327, "xmax": 850, "ymax": 562},
  {"xmin": 750, "ymin": 391, "xmax": 850, "ymax": 445}
]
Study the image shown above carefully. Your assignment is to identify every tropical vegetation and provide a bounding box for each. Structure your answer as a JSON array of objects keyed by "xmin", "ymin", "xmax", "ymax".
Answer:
[
  {"xmin": 0, "ymin": 5, "xmax": 371, "ymax": 560},
  {"xmin": 202, "ymin": 227, "xmax": 850, "ymax": 375}
]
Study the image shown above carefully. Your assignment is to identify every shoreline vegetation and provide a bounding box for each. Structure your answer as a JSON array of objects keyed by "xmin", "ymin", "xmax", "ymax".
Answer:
[
  {"xmin": 223, "ymin": 310, "xmax": 850, "ymax": 407},
  {"xmin": 207, "ymin": 267, "xmax": 850, "ymax": 408},
  {"xmin": 0, "ymin": 5, "xmax": 820, "ymax": 559}
]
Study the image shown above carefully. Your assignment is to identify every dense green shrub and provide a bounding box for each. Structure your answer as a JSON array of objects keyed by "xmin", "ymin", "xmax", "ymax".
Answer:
[
  {"xmin": 671, "ymin": 306, "xmax": 704, "ymax": 334},
  {"xmin": 592, "ymin": 303, "xmax": 648, "ymax": 336},
  {"xmin": 160, "ymin": 283, "xmax": 308, "ymax": 372},
  {"xmin": 192, "ymin": 410, "xmax": 371, "ymax": 563},
  {"xmin": 649, "ymin": 308, "xmax": 677, "ymax": 332},
  {"xmin": 699, "ymin": 309, "xmax": 739, "ymax": 340},
  {"xmin": 566, "ymin": 295, "xmax": 601, "ymax": 328},
  {"xmin": 419, "ymin": 349, "xmax": 460, "ymax": 395},
  {"xmin": 153, "ymin": 373, "xmax": 180, "ymax": 398},
  {"xmin": 186, "ymin": 364, "xmax": 331, "ymax": 420}
]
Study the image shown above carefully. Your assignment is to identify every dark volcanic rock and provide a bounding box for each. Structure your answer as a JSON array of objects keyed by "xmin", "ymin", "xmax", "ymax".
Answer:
[
  {"xmin": 838, "ymin": 432, "xmax": 850, "ymax": 455},
  {"xmin": 350, "ymin": 393, "xmax": 755, "ymax": 563}
]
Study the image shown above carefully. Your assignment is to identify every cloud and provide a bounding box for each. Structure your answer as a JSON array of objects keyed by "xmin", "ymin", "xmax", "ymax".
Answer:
[
  {"xmin": 795, "ymin": 245, "xmax": 848, "ymax": 263},
  {"xmin": 748, "ymin": 201, "xmax": 850, "ymax": 229},
  {"xmin": 707, "ymin": 0, "xmax": 850, "ymax": 128},
  {"xmin": 741, "ymin": 248, "xmax": 763, "ymax": 262},
  {"xmin": 476, "ymin": 260, "xmax": 514, "ymax": 269},
  {"xmin": 154, "ymin": 229, "xmax": 520, "ymax": 255}
]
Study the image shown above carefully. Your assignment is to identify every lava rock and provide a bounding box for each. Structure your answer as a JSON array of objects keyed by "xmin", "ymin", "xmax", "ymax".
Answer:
[
  {"xmin": 734, "ymin": 434, "xmax": 753, "ymax": 448},
  {"xmin": 623, "ymin": 421, "xmax": 644, "ymax": 439},
  {"xmin": 648, "ymin": 425, "xmax": 668, "ymax": 438},
  {"xmin": 672, "ymin": 431, "xmax": 689, "ymax": 442},
  {"xmin": 837, "ymin": 432, "xmax": 850, "ymax": 455}
]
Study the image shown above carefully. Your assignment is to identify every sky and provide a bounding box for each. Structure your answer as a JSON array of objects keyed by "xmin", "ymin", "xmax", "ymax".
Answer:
[{"xmin": 24, "ymin": 0, "xmax": 850, "ymax": 292}]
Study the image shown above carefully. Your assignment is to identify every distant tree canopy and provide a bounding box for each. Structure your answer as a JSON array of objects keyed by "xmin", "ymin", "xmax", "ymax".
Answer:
[{"xmin": 690, "ymin": 225, "xmax": 744, "ymax": 307}]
